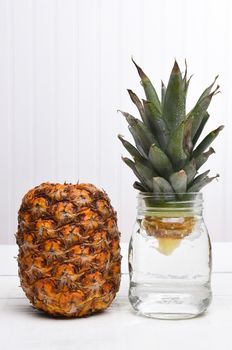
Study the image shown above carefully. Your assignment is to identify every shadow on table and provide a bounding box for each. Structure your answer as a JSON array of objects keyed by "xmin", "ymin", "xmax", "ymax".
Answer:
[{"xmin": 8, "ymin": 300, "xmax": 109, "ymax": 321}]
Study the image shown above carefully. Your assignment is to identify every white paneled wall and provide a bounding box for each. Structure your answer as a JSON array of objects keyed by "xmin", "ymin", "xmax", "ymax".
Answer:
[{"xmin": 0, "ymin": 0, "xmax": 231, "ymax": 243}]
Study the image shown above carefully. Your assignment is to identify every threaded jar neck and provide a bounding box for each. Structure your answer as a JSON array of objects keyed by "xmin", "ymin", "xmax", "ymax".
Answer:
[{"xmin": 137, "ymin": 192, "xmax": 203, "ymax": 217}]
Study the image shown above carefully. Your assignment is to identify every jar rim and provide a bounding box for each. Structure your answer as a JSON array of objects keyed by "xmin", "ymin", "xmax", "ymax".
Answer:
[
  {"xmin": 137, "ymin": 192, "xmax": 202, "ymax": 201},
  {"xmin": 137, "ymin": 192, "xmax": 203, "ymax": 215}
]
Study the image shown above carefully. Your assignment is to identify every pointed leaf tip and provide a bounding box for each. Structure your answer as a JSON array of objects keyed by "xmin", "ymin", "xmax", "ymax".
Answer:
[
  {"xmin": 127, "ymin": 89, "xmax": 145, "ymax": 120},
  {"xmin": 131, "ymin": 58, "xmax": 161, "ymax": 112},
  {"xmin": 183, "ymin": 59, "xmax": 188, "ymax": 82},
  {"xmin": 131, "ymin": 57, "xmax": 145, "ymax": 78},
  {"xmin": 211, "ymin": 84, "xmax": 220, "ymax": 96},
  {"xmin": 133, "ymin": 181, "xmax": 147, "ymax": 192},
  {"xmin": 187, "ymin": 173, "xmax": 219, "ymax": 192},
  {"xmin": 172, "ymin": 60, "xmax": 180, "ymax": 73},
  {"xmin": 117, "ymin": 110, "xmax": 135, "ymax": 123},
  {"xmin": 127, "ymin": 89, "xmax": 136, "ymax": 96},
  {"xmin": 193, "ymin": 125, "xmax": 224, "ymax": 159},
  {"xmin": 163, "ymin": 60, "xmax": 186, "ymax": 130},
  {"xmin": 184, "ymin": 58, "xmax": 187, "ymax": 70},
  {"xmin": 217, "ymin": 125, "xmax": 224, "ymax": 132},
  {"xmin": 195, "ymin": 147, "xmax": 216, "ymax": 170},
  {"xmin": 209, "ymin": 147, "xmax": 216, "ymax": 154},
  {"xmin": 213, "ymin": 125, "xmax": 224, "ymax": 136}
]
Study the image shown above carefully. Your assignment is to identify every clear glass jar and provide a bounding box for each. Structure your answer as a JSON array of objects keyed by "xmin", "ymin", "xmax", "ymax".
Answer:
[{"xmin": 128, "ymin": 192, "xmax": 212, "ymax": 319}]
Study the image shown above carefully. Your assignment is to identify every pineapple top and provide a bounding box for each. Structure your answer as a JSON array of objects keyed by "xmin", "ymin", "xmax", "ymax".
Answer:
[{"xmin": 118, "ymin": 59, "xmax": 223, "ymax": 196}]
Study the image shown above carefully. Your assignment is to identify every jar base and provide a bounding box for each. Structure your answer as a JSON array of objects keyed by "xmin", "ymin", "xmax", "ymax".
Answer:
[
  {"xmin": 136, "ymin": 311, "xmax": 203, "ymax": 320},
  {"xmin": 129, "ymin": 282, "xmax": 212, "ymax": 320}
]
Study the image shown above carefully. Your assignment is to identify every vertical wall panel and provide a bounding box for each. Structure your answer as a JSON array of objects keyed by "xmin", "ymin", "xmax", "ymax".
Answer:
[
  {"xmin": 0, "ymin": 0, "xmax": 35, "ymax": 243},
  {"xmin": 118, "ymin": 0, "xmax": 146, "ymax": 240},
  {"xmin": 77, "ymin": 0, "xmax": 99, "ymax": 185},
  {"xmin": 98, "ymin": 0, "xmax": 122, "ymax": 225},
  {"xmin": 33, "ymin": 0, "xmax": 57, "ymax": 185},
  {"xmin": 12, "ymin": 0, "xmax": 35, "ymax": 224},
  {"xmin": 56, "ymin": 0, "xmax": 77, "ymax": 183},
  {"xmin": 0, "ymin": 0, "xmax": 12, "ymax": 243},
  {"xmin": 223, "ymin": 0, "xmax": 232, "ymax": 241},
  {"xmin": 0, "ymin": 0, "xmax": 231, "ymax": 243}
]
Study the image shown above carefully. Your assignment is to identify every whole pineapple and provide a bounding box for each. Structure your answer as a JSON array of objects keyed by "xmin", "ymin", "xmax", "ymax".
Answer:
[
  {"xmin": 119, "ymin": 59, "xmax": 223, "ymax": 254},
  {"xmin": 16, "ymin": 183, "xmax": 121, "ymax": 317}
]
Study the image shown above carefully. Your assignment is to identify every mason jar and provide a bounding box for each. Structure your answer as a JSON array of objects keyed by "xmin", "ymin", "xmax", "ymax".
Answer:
[{"xmin": 128, "ymin": 192, "xmax": 212, "ymax": 319}]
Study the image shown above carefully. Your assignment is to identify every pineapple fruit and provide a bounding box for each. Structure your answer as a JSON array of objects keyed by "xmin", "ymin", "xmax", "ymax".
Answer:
[
  {"xmin": 16, "ymin": 183, "xmax": 121, "ymax": 317},
  {"xmin": 119, "ymin": 59, "xmax": 223, "ymax": 254}
]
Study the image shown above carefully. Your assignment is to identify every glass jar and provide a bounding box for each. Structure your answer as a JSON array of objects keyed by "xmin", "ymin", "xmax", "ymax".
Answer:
[{"xmin": 128, "ymin": 192, "xmax": 212, "ymax": 319}]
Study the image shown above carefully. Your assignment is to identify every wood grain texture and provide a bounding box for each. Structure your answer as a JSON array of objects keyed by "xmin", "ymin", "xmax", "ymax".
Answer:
[{"xmin": 0, "ymin": 0, "xmax": 231, "ymax": 243}]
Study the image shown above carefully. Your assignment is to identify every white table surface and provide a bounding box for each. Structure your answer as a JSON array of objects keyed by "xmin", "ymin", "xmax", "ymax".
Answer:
[{"xmin": 0, "ymin": 243, "xmax": 232, "ymax": 350}]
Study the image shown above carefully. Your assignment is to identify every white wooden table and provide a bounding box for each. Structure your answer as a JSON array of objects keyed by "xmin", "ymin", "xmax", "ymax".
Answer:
[{"xmin": 0, "ymin": 243, "xmax": 232, "ymax": 350}]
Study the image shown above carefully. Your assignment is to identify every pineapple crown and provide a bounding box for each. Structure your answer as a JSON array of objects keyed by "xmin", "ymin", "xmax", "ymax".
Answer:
[{"xmin": 118, "ymin": 59, "xmax": 224, "ymax": 195}]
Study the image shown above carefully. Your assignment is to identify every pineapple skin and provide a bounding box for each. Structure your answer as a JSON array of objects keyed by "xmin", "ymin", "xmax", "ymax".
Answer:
[{"xmin": 16, "ymin": 183, "xmax": 121, "ymax": 317}]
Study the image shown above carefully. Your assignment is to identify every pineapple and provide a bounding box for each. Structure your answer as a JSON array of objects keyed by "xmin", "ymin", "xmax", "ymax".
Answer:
[
  {"xmin": 119, "ymin": 59, "xmax": 223, "ymax": 254},
  {"xmin": 16, "ymin": 183, "xmax": 121, "ymax": 317}
]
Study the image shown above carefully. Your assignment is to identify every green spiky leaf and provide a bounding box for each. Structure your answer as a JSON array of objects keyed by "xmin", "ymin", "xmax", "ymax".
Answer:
[
  {"xmin": 119, "ymin": 111, "xmax": 157, "ymax": 157},
  {"xmin": 119, "ymin": 59, "xmax": 223, "ymax": 195},
  {"xmin": 169, "ymin": 170, "xmax": 187, "ymax": 193},
  {"xmin": 132, "ymin": 58, "xmax": 161, "ymax": 113},
  {"xmin": 192, "ymin": 126, "xmax": 224, "ymax": 159},
  {"xmin": 189, "ymin": 82, "xmax": 219, "ymax": 140},
  {"xmin": 188, "ymin": 174, "xmax": 219, "ymax": 192},
  {"xmin": 122, "ymin": 157, "xmax": 151, "ymax": 191},
  {"xmin": 143, "ymin": 100, "xmax": 168, "ymax": 149},
  {"xmin": 149, "ymin": 144, "xmax": 173, "ymax": 178},
  {"xmin": 184, "ymin": 159, "xmax": 197, "ymax": 185},
  {"xmin": 190, "ymin": 170, "xmax": 210, "ymax": 185},
  {"xmin": 133, "ymin": 181, "xmax": 147, "ymax": 192},
  {"xmin": 197, "ymin": 76, "xmax": 219, "ymax": 104},
  {"xmin": 135, "ymin": 159, "xmax": 156, "ymax": 191},
  {"xmin": 163, "ymin": 61, "xmax": 186, "ymax": 130},
  {"xmin": 195, "ymin": 147, "xmax": 215, "ymax": 170},
  {"xmin": 183, "ymin": 116, "xmax": 193, "ymax": 156},
  {"xmin": 192, "ymin": 112, "xmax": 209, "ymax": 146},
  {"xmin": 153, "ymin": 177, "xmax": 174, "ymax": 193},
  {"xmin": 118, "ymin": 134, "xmax": 144, "ymax": 161},
  {"xmin": 167, "ymin": 119, "xmax": 190, "ymax": 169},
  {"xmin": 127, "ymin": 89, "xmax": 145, "ymax": 121},
  {"xmin": 161, "ymin": 81, "xmax": 166, "ymax": 108},
  {"xmin": 183, "ymin": 60, "xmax": 192, "ymax": 97}
]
